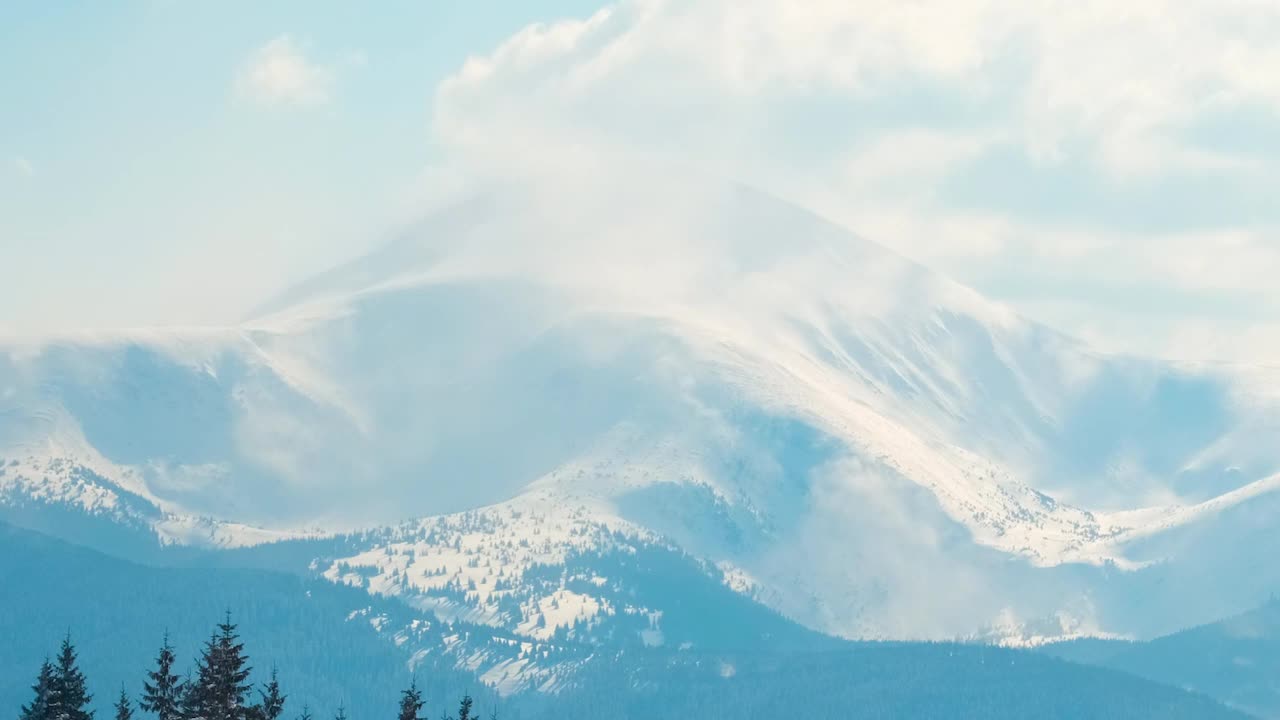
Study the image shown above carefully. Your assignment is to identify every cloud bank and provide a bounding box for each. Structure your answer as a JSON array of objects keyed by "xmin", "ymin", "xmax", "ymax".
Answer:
[{"xmin": 428, "ymin": 0, "xmax": 1280, "ymax": 363}]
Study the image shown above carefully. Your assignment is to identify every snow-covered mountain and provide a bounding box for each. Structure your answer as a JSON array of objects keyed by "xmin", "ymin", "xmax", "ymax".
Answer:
[{"xmin": 4, "ymin": 176, "xmax": 1280, "ymax": 653}]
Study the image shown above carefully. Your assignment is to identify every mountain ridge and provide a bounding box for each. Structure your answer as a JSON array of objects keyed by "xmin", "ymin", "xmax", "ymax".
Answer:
[
  {"xmin": 1, "ymin": 519, "xmax": 1254, "ymax": 720},
  {"xmin": 3, "ymin": 178, "xmax": 1280, "ymax": 645}
]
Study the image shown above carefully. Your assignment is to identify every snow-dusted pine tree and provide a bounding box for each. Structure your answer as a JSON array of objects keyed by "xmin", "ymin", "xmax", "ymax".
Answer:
[
  {"xmin": 397, "ymin": 681, "xmax": 425, "ymax": 720},
  {"xmin": 183, "ymin": 614, "xmax": 253, "ymax": 720},
  {"xmin": 19, "ymin": 659, "xmax": 55, "ymax": 720},
  {"xmin": 140, "ymin": 632, "xmax": 184, "ymax": 720},
  {"xmin": 51, "ymin": 634, "xmax": 94, "ymax": 720},
  {"xmin": 251, "ymin": 667, "xmax": 287, "ymax": 720}
]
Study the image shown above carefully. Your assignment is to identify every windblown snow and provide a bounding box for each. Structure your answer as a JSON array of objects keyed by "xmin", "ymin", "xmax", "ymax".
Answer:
[{"xmin": 3, "ymin": 176, "xmax": 1279, "ymax": 647}]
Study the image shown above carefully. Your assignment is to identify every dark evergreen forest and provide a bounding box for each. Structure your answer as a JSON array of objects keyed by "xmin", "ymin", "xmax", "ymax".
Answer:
[
  {"xmin": 15, "ymin": 621, "xmax": 488, "ymax": 720},
  {"xmin": 2, "ymin": 521, "xmax": 1254, "ymax": 720}
]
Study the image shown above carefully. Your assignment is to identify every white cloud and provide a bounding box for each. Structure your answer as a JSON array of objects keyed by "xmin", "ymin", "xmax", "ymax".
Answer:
[
  {"xmin": 429, "ymin": 0, "xmax": 1280, "ymax": 363},
  {"xmin": 437, "ymin": 0, "xmax": 1280, "ymax": 175},
  {"xmin": 235, "ymin": 35, "xmax": 332, "ymax": 107}
]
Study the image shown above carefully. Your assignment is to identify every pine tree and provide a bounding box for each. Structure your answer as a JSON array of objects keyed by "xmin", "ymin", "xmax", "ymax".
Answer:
[
  {"xmin": 19, "ymin": 659, "xmax": 55, "ymax": 720},
  {"xmin": 295, "ymin": 706, "xmax": 312, "ymax": 720},
  {"xmin": 141, "ymin": 632, "xmax": 184, "ymax": 720},
  {"xmin": 183, "ymin": 632, "xmax": 220, "ymax": 720},
  {"xmin": 249, "ymin": 667, "xmax": 286, "ymax": 720},
  {"xmin": 115, "ymin": 687, "xmax": 135, "ymax": 720},
  {"xmin": 50, "ymin": 633, "xmax": 94, "ymax": 720},
  {"xmin": 455, "ymin": 696, "xmax": 473, "ymax": 720},
  {"xmin": 397, "ymin": 681, "xmax": 425, "ymax": 720},
  {"xmin": 184, "ymin": 614, "xmax": 254, "ymax": 720},
  {"xmin": 332, "ymin": 705, "xmax": 348, "ymax": 720}
]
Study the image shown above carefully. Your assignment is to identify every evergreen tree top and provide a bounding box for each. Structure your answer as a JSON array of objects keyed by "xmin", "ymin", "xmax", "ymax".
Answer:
[
  {"xmin": 456, "ymin": 694, "xmax": 474, "ymax": 720},
  {"xmin": 255, "ymin": 666, "xmax": 288, "ymax": 720},
  {"xmin": 53, "ymin": 633, "xmax": 95, "ymax": 720},
  {"xmin": 185, "ymin": 614, "xmax": 254, "ymax": 720},
  {"xmin": 140, "ymin": 631, "xmax": 185, "ymax": 720},
  {"xmin": 397, "ymin": 680, "xmax": 425, "ymax": 720},
  {"xmin": 115, "ymin": 686, "xmax": 136, "ymax": 720},
  {"xmin": 19, "ymin": 659, "xmax": 55, "ymax": 720}
]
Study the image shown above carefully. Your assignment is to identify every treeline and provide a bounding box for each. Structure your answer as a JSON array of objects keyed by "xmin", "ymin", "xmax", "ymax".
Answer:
[{"xmin": 16, "ymin": 615, "xmax": 493, "ymax": 720}]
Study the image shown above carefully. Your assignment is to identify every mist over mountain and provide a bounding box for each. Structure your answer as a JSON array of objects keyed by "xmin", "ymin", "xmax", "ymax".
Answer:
[
  {"xmin": 3, "ymin": 175, "xmax": 1280, "ymax": 652},
  {"xmin": 10, "ymin": 1, "xmax": 1280, "ymax": 717}
]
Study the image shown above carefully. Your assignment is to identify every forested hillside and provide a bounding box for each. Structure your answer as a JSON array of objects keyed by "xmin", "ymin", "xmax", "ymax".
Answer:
[
  {"xmin": 0, "ymin": 521, "xmax": 494, "ymax": 714},
  {"xmin": 2, "ymin": 522, "xmax": 1252, "ymax": 719},
  {"xmin": 1043, "ymin": 600, "xmax": 1280, "ymax": 718}
]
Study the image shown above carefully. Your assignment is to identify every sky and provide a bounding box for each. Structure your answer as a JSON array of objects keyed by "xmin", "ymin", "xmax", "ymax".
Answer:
[
  {"xmin": 0, "ymin": 0, "xmax": 602, "ymax": 332},
  {"xmin": 2, "ymin": 0, "xmax": 1279, "ymax": 365}
]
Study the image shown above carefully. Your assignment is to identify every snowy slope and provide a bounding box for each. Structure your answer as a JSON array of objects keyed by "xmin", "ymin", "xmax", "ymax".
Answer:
[{"xmin": 3, "ymin": 177, "xmax": 1279, "ymax": 646}]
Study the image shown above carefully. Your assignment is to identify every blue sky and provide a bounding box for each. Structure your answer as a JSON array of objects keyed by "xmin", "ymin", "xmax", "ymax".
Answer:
[
  {"xmin": 0, "ymin": 0, "xmax": 603, "ymax": 332},
  {"xmin": 2, "ymin": 0, "xmax": 1279, "ymax": 364}
]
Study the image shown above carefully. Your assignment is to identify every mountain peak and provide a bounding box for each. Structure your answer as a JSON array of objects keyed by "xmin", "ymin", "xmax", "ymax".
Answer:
[{"xmin": 3, "ymin": 179, "xmax": 1280, "ymax": 642}]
